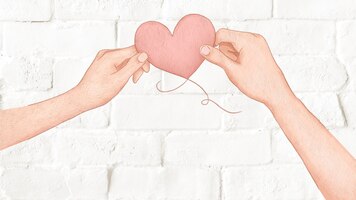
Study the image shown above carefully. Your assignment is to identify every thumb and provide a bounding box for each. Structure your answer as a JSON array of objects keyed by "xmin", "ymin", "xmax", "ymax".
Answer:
[
  {"xmin": 200, "ymin": 45, "xmax": 237, "ymax": 71},
  {"xmin": 115, "ymin": 52, "xmax": 148, "ymax": 80}
]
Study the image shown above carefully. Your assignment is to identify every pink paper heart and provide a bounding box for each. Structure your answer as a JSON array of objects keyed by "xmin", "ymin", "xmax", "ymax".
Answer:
[{"xmin": 134, "ymin": 14, "xmax": 215, "ymax": 79}]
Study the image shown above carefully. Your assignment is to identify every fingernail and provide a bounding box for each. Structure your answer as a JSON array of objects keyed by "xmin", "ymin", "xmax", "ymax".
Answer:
[
  {"xmin": 133, "ymin": 71, "xmax": 143, "ymax": 83},
  {"xmin": 200, "ymin": 45, "xmax": 210, "ymax": 56},
  {"xmin": 143, "ymin": 65, "xmax": 149, "ymax": 72},
  {"xmin": 138, "ymin": 53, "xmax": 148, "ymax": 63}
]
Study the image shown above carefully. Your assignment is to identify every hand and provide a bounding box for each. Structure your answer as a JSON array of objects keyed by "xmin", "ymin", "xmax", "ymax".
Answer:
[
  {"xmin": 200, "ymin": 28, "xmax": 294, "ymax": 108},
  {"xmin": 73, "ymin": 46, "xmax": 149, "ymax": 111}
]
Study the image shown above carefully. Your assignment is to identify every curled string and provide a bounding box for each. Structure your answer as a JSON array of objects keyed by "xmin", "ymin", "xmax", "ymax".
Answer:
[{"xmin": 155, "ymin": 79, "xmax": 241, "ymax": 114}]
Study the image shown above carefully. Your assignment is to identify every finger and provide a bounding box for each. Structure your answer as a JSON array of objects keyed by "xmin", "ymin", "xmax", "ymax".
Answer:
[
  {"xmin": 142, "ymin": 62, "xmax": 150, "ymax": 73},
  {"xmin": 132, "ymin": 68, "xmax": 144, "ymax": 83},
  {"xmin": 116, "ymin": 52, "xmax": 148, "ymax": 80},
  {"xmin": 104, "ymin": 46, "xmax": 138, "ymax": 59},
  {"xmin": 200, "ymin": 45, "xmax": 239, "ymax": 71},
  {"xmin": 219, "ymin": 42, "xmax": 238, "ymax": 61},
  {"xmin": 95, "ymin": 49, "xmax": 110, "ymax": 60},
  {"xmin": 215, "ymin": 28, "xmax": 250, "ymax": 51}
]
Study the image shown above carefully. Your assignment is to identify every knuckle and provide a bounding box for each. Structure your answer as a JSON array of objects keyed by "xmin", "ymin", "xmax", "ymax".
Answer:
[
  {"xmin": 96, "ymin": 49, "xmax": 109, "ymax": 58},
  {"xmin": 254, "ymin": 33, "xmax": 262, "ymax": 37},
  {"xmin": 254, "ymin": 33, "xmax": 266, "ymax": 41},
  {"xmin": 103, "ymin": 50, "xmax": 115, "ymax": 57},
  {"xmin": 217, "ymin": 28, "xmax": 229, "ymax": 36},
  {"xmin": 98, "ymin": 49, "xmax": 108, "ymax": 55},
  {"xmin": 258, "ymin": 35, "xmax": 266, "ymax": 41},
  {"xmin": 217, "ymin": 28, "xmax": 228, "ymax": 33}
]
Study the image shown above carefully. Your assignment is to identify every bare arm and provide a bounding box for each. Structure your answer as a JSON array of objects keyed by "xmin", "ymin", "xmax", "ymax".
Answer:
[
  {"xmin": 0, "ymin": 46, "xmax": 149, "ymax": 150},
  {"xmin": 200, "ymin": 28, "xmax": 356, "ymax": 199},
  {"xmin": 269, "ymin": 88, "xmax": 356, "ymax": 199},
  {"xmin": 0, "ymin": 88, "xmax": 84, "ymax": 150}
]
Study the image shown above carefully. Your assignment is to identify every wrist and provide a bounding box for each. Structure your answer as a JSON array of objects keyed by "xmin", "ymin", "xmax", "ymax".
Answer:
[
  {"xmin": 66, "ymin": 86, "xmax": 92, "ymax": 113},
  {"xmin": 265, "ymin": 89, "xmax": 299, "ymax": 113},
  {"xmin": 263, "ymin": 81, "xmax": 298, "ymax": 111}
]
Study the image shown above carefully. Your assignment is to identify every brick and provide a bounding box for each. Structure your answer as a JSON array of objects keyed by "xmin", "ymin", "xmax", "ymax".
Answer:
[
  {"xmin": 0, "ymin": 130, "xmax": 54, "ymax": 166},
  {"xmin": 53, "ymin": 58, "xmax": 90, "ymax": 94},
  {"xmin": 56, "ymin": 104, "xmax": 110, "ymax": 129},
  {"xmin": 332, "ymin": 128, "xmax": 356, "ymax": 157},
  {"xmin": 3, "ymin": 22, "xmax": 115, "ymax": 57},
  {"xmin": 57, "ymin": 22, "xmax": 112, "ymax": 57},
  {"xmin": 111, "ymin": 95, "xmax": 222, "ymax": 130},
  {"xmin": 223, "ymin": 94, "xmax": 271, "ymax": 129},
  {"xmin": 0, "ymin": 0, "xmax": 51, "ymax": 21},
  {"xmin": 55, "ymin": 116, "xmax": 82, "ymax": 129},
  {"xmin": 109, "ymin": 167, "xmax": 219, "ymax": 200},
  {"xmin": 0, "ymin": 168, "xmax": 69, "ymax": 199},
  {"xmin": 272, "ymin": 131, "xmax": 303, "ymax": 163},
  {"xmin": 0, "ymin": 182, "xmax": 7, "ymax": 199},
  {"xmin": 0, "ymin": 91, "xmax": 54, "ymax": 109},
  {"xmin": 222, "ymin": 165, "xmax": 323, "ymax": 200},
  {"xmin": 79, "ymin": 105, "xmax": 110, "ymax": 128},
  {"xmin": 337, "ymin": 21, "xmax": 356, "ymax": 65},
  {"xmin": 299, "ymin": 93, "xmax": 345, "ymax": 128},
  {"xmin": 275, "ymin": 0, "xmax": 356, "ymax": 19},
  {"xmin": 54, "ymin": 0, "xmax": 119, "ymax": 20},
  {"xmin": 345, "ymin": 61, "xmax": 356, "ymax": 92},
  {"xmin": 228, "ymin": 20, "xmax": 334, "ymax": 55},
  {"xmin": 162, "ymin": 0, "xmax": 271, "ymax": 20},
  {"xmin": 114, "ymin": 132, "xmax": 161, "ymax": 166},
  {"xmin": 2, "ymin": 56, "xmax": 53, "ymax": 91},
  {"xmin": 54, "ymin": 21, "xmax": 114, "ymax": 57},
  {"xmin": 53, "ymin": 130, "xmax": 117, "ymax": 166},
  {"xmin": 0, "ymin": 23, "xmax": 3, "ymax": 51},
  {"xmin": 0, "ymin": 56, "xmax": 9, "ymax": 91},
  {"xmin": 165, "ymin": 130, "xmax": 271, "ymax": 166},
  {"xmin": 117, "ymin": 21, "xmax": 142, "ymax": 47},
  {"xmin": 276, "ymin": 56, "xmax": 347, "ymax": 92},
  {"xmin": 53, "ymin": 130, "xmax": 161, "ymax": 166},
  {"xmin": 339, "ymin": 92, "xmax": 356, "ymax": 127},
  {"xmin": 3, "ymin": 22, "xmax": 53, "ymax": 56},
  {"xmin": 67, "ymin": 167, "xmax": 108, "ymax": 199},
  {"xmin": 118, "ymin": 0, "xmax": 162, "ymax": 21}
]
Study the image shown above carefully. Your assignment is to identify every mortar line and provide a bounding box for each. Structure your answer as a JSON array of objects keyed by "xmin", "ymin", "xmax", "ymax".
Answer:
[
  {"xmin": 271, "ymin": 0, "xmax": 275, "ymax": 18},
  {"xmin": 219, "ymin": 168, "xmax": 224, "ymax": 200}
]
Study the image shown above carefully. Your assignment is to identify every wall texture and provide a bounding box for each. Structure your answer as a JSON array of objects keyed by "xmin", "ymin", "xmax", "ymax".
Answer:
[{"xmin": 0, "ymin": 0, "xmax": 356, "ymax": 199}]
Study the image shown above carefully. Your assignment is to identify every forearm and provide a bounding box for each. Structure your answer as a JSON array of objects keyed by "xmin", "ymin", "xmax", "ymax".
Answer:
[
  {"xmin": 0, "ymin": 87, "xmax": 87, "ymax": 150},
  {"xmin": 268, "ymin": 92, "xmax": 356, "ymax": 199}
]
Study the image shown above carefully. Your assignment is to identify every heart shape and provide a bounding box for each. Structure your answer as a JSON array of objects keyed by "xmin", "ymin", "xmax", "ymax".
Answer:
[{"xmin": 134, "ymin": 14, "xmax": 215, "ymax": 79}]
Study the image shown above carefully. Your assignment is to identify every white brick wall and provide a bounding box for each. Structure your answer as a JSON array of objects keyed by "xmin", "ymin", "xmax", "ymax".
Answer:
[
  {"xmin": 0, "ymin": 1, "xmax": 355, "ymax": 199},
  {"xmin": 222, "ymin": 165, "xmax": 324, "ymax": 199},
  {"xmin": 274, "ymin": 0, "xmax": 356, "ymax": 19},
  {"xmin": 3, "ymin": 22, "xmax": 116, "ymax": 57},
  {"xmin": 54, "ymin": 0, "xmax": 119, "ymax": 20},
  {"xmin": 0, "ymin": 0, "xmax": 52, "ymax": 21},
  {"xmin": 109, "ymin": 167, "xmax": 220, "ymax": 200}
]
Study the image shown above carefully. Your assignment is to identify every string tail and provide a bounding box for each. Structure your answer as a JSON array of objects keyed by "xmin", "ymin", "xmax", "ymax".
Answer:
[{"xmin": 155, "ymin": 79, "xmax": 241, "ymax": 114}]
